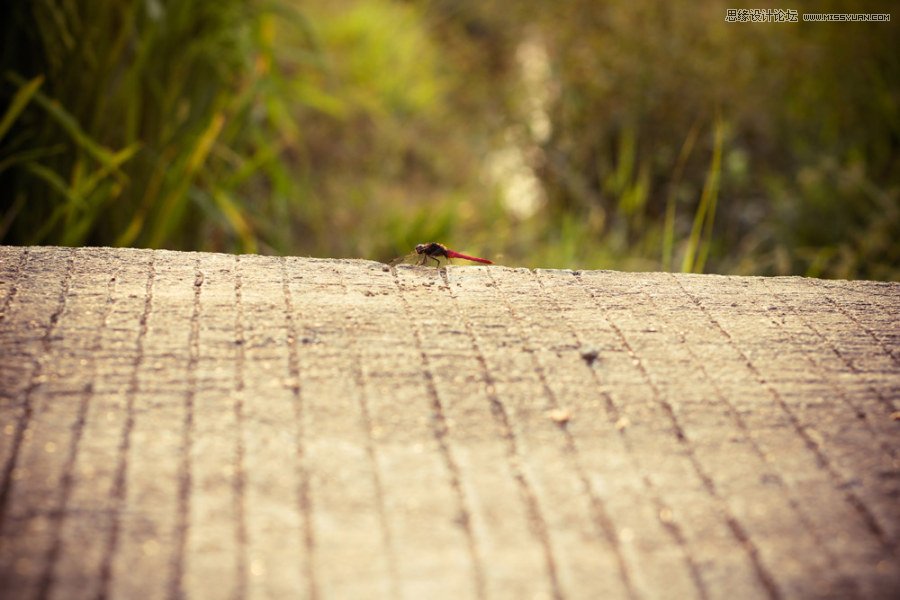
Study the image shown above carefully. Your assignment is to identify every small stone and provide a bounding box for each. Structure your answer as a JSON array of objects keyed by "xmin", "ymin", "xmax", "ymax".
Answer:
[
  {"xmin": 579, "ymin": 347, "xmax": 600, "ymax": 365},
  {"xmin": 546, "ymin": 408, "xmax": 571, "ymax": 424}
]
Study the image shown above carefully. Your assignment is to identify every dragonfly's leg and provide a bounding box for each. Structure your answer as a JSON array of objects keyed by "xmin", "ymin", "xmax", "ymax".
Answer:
[{"xmin": 429, "ymin": 255, "xmax": 441, "ymax": 267}]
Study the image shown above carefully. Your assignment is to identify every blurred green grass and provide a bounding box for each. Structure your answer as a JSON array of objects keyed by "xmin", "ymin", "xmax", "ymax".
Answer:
[{"xmin": 1, "ymin": 0, "xmax": 898, "ymax": 279}]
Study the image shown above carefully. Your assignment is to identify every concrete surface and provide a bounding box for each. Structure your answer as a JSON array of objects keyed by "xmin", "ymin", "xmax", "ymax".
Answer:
[{"xmin": 0, "ymin": 245, "xmax": 898, "ymax": 600}]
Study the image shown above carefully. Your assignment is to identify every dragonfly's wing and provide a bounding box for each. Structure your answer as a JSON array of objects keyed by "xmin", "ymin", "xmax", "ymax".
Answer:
[
  {"xmin": 389, "ymin": 252, "xmax": 424, "ymax": 266},
  {"xmin": 389, "ymin": 252, "xmax": 448, "ymax": 267}
]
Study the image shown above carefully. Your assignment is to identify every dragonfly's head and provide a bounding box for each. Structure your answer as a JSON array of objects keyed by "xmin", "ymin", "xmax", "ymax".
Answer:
[{"xmin": 414, "ymin": 243, "xmax": 428, "ymax": 255}]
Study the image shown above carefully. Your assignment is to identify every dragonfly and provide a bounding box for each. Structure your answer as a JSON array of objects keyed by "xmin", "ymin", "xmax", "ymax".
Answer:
[{"xmin": 391, "ymin": 242, "xmax": 493, "ymax": 267}]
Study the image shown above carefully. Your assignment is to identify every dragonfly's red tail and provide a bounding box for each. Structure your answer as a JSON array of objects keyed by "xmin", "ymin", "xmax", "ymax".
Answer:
[{"xmin": 445, "ymin": 250, "xmax": 493, "ymax": 264}]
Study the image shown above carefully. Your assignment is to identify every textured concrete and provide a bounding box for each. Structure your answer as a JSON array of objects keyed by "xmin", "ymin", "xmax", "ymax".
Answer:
[{"xmin": 0, "ymin": 245, "xmax": 897, "ymax": 600}]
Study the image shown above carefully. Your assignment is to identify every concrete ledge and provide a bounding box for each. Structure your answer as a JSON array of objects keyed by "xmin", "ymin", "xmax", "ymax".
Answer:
[{"xmin": 0, "ymin": 246, "xmax": 898, "ymax": 599}]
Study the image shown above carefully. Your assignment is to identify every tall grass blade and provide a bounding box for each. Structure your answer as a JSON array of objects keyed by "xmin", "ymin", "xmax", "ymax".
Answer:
[
  {"xmin": 5, "ymin": 72, "xmax": 117, "ymax": 167},
  {"xmin": 212, "ymin": 189, "xmax": 257, "ymax": 253},
  {"xmin": 681, "ymin": 115, "xmax": 724, "ymax": 274},
  {"xmin": 25, "ymin": 162, "xmax": 81, "ymax": 206},
  {"xmin": 0, "ymin": 74, "xmax": 44, "ymax": 141},
  {"xmin": 0, "ymin": 144, "xmax": 65, "ymax": 174},
  {"xmin": 146, "ymin": 111, "xmax": 226, "ymax": 247},
  {"xmin": 662, "ymin": 120, "xmax": 700, "ymax": 270},
  {"xmin": 0, "ymin": 194, "xmax": 26, "ymax": 240},
  {"xmin": 74, "ymin": 142, "xmax": 139, "ymax": 198},
  {"xmin": 694, "ymin": 121, "xmax": 724, "ymax": 274}
]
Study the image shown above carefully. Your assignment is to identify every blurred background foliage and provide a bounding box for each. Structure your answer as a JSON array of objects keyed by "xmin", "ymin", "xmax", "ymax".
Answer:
[{"xmin": 1, "ymin": 0, "xmax": 898, "ymax": 279}]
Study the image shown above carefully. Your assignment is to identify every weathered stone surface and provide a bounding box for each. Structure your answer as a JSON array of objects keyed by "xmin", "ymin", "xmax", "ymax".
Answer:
[{"xmin": 0, "ymin": 245, "xmax": 897, "ymax": 599}]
